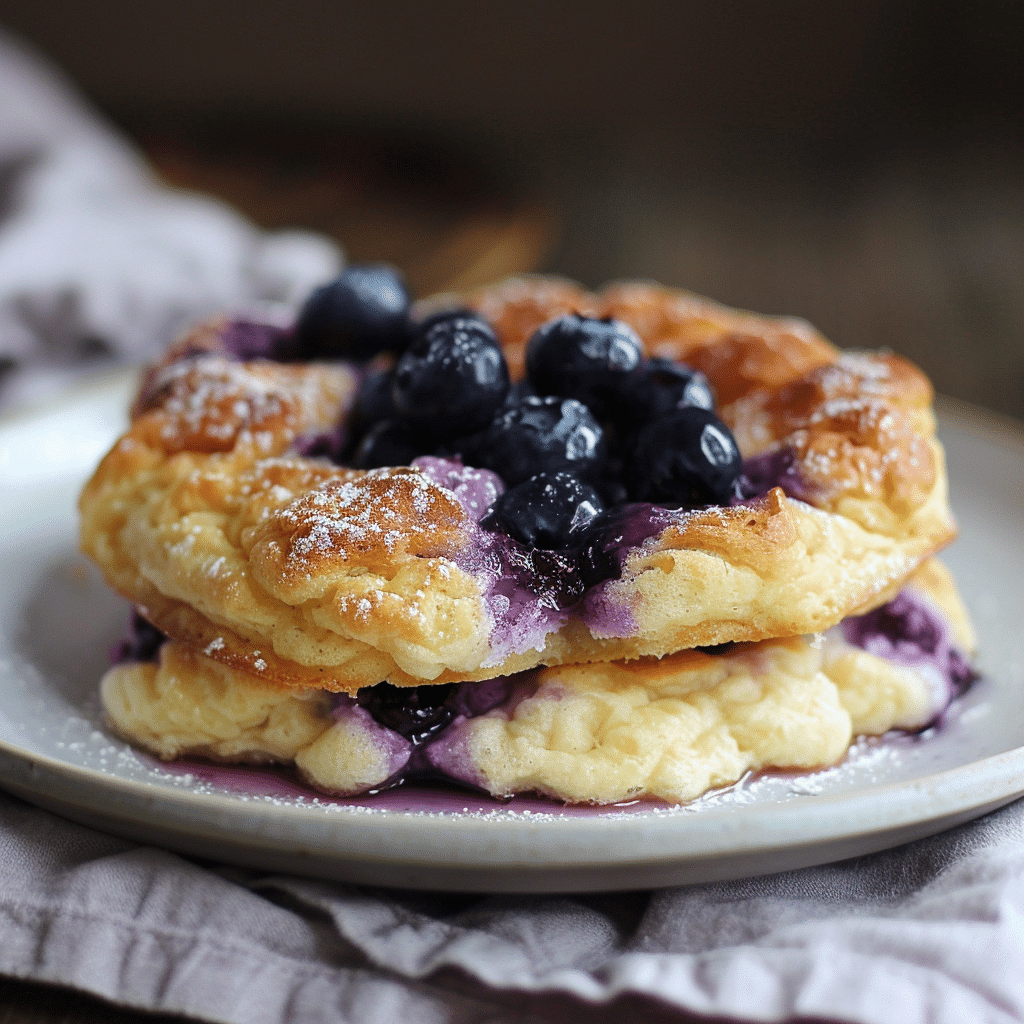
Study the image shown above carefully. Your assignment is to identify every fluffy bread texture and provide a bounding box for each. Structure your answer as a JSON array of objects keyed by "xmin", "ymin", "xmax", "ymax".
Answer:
[
  {"xmin": 80, "ymin": 280, "xmax": 957, "ymax": 692},
  {"xmin": 101, "ymin": 560, "xmax": 974, "ymax": 805}
]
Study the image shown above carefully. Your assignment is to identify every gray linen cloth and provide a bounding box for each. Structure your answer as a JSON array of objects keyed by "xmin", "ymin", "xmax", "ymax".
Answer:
[
  {"xmin": 0, "ymin": 27, "xmax": 341, "ymax": 410},
  {"xmin": 3, "ymin": 22, "xmax": 1024, "ymax": 1024},
  {"xmin": 2, "ymin": 788, "xmax": 1024, "ymax": 1024}
]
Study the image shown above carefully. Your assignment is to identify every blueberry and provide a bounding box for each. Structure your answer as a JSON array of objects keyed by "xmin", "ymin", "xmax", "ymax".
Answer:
[
  {"xmin": 503, "ymin": 378, "xmax": 537, "ymax": 407},
  {"xmin": 615, "ymin": 358, "xmax": 714, "ymax": 431},
  {"xmin": 359, "ymin": 682, "xmax": 458, "ymax": 745},
  {"xmin": 460, "ymin": 395, "xmax": 606, "ymax": 486},
  {"xmin": 482, "ymin": 471, "xmax": 604, "ymax": 549},
  {"xmin": 353, "ymin": 367, "xmax": 397, "ymax": 431},
  {"xmin": 392, "ymin": 313, "xmax": 510, "ymax": 438},
  {"xmin": 113, "ymin": 611, "xmax": 166, "ymax": 664},
  {"xmin": 294, "ymin": 264, "xmax": 410, "ymax": 360},
  {"xmin": 353, "ymin": 420, "xmax": 427, "ymax": 468},
  {"xmin": 594, "ymin": 475, "xmax": 630, "ymax": 507},
  {"xmin": 525, "ymin": 314, "xmax": 643, "ymax": 418},
  {"xmin": 626, "ymin": 406, "xmax": 742, "ymax": 507}
]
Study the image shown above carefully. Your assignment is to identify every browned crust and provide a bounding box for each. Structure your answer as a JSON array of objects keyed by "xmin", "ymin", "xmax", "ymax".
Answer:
[{"xmin": 80, "ymin": 279, "xmax": 958, "ymax": 691}]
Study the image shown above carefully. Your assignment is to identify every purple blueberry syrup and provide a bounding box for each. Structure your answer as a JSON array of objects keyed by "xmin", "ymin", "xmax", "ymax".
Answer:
[
  {"xmin": 737, "ymin": 447, "xmax": 813, "ymax": 504},
  {"xmin": 111, "ymin": 612, "xmax": 166, "ymax": 664},
  {"xmin": 576, "ymin": 503, "xmax": 679, "ymax": 637},
  {"xmin": 399, "ymin": 457, "xmax": 683, "ymax": 654},
  {"xmin": 357, "ymin": 682, "xmax": 461, "ymax": 744},
  {"xmin": 842, "ymin": 590, "xmax": 977, "ymax": 701},
  {"xmin": 411, "ymin": 456, "xmax": 503, "ymax": 521},
  {"xmin": 340, "ymin": 674, "xmax": 523, "ymax": 794},
  {"xmin": 347, "ymin": 676, "xmax": 518, "ymax": 745},
  {"xmin": 219, "ymin": 320, "xmax": 295, "ymax": 361}
]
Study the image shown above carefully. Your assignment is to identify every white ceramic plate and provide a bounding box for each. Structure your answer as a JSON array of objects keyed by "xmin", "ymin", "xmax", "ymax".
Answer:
[{"xmin": 2, "ymin": 374, "xmax": 1024, "ymax": 893}]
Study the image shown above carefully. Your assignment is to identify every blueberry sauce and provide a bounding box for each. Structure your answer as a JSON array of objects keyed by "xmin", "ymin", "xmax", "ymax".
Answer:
[
  {"xmin": 736, "ymin": 447, "xmax": 812, "ymax": 504},
  {"xmin": 348, "ymin": 676, "xmax": 518, "ymax": 745},
  {"xmin": 112, "ymin": 612, "xmax": 166, "ymax": 664},
  {"xmin": 358, "ymin": 682, "xmax": 460, "ymax": 744},
  {"xmin": 456, "ymin": 529, "xmax": 577, "ymax": 663},
  {"xmin": 577, "ymin": 504, "xmax": 679, "ymax": 637},
  {"xmin": 454, "ymin": 501, "xmax": 674, "ymax": 658},
  {"xmin": 337, "ymin": 674, "xmax": 523, "ymax": 793},
  {"xmin": 841, "ymin": 591, "xmax": 977, "ymax": 700},
  {"xmin": 411, "ymin": 456, "xmax": 504, "ymax": 521},
  {"xmin": 399, "ymin": 456, "xmax": 681, "ymax": 654},
  {"xmin": 414, "ymin": 457, "xmax": 588, "ymax": 658},
  {"xmin": 219, "ymin": 320, "xmax": 294, "ymax": 361}
]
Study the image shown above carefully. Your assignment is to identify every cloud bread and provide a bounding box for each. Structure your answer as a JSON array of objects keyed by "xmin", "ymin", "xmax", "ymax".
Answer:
[
  {"xmin": 100, "ymin": 559, "xmax": 976, "ymax": 805},
  {"xmin": 80, "ymin": 278, "xmax": 957, "ymax": 692}
]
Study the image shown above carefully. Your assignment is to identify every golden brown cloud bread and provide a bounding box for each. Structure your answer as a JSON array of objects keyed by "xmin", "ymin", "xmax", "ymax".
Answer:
[{"xmin": 80, "ymin": 278, "xmax": 957, "ymax": 691}]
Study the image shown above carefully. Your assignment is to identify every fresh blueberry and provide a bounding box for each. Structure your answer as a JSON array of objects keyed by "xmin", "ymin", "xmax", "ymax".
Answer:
[
  {"xmin": 626, "ymin": 406, "xmax": 743, "ymax": 507},
  {"xmin": 573, "ymin": 503, "xmax": 676, "ymax": 590},
  {"xmin": 460, "ymin": 395, "xmax": 606, "ymax": 486},
  {"xmin": 352, "ymin": 420, "xmax": 427, "ymax": 468},
  {"xmin": 615, "ymin": 358, "xmax": 715, "ymax": 431},
  {"xmin": 594, "ymin": 475, "xmax": 630, "ymax": 507},
  {"xmin": 392, "ymin": 313, "xmax": 510, "ymax": 438},
  {"xmin": 525, "ymin": 314, "xmax": 643, "ymax": 418},
  {"xmin": 481, "ymin": 471, "xmax": 603, "ymax": 549},
  {"xmin": 294, "ymin": 264, "xmax": 410, "ymax": 360}
]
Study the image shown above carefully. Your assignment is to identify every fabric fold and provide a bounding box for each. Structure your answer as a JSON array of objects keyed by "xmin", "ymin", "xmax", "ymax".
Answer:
[
  {"xmin": 0, "ymin": 28, "xmax": 341, "ymax": 410},
  {"xmin": 4, "ymin": 788, "xmax": 1024, "ymax": 1024}
]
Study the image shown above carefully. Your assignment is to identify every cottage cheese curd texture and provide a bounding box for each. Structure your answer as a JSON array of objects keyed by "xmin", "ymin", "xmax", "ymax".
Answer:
[{"xmin": 101, "ymin": 560, "xmax": 974, "ymax": 805}]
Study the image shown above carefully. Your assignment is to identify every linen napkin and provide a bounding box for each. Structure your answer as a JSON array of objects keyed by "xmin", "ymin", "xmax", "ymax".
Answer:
[
  {"xmin": 0, "ymin": 27, "xmax": 341, "ymax": 411},
  {"xmin": 2, "ymin": 787, "xmax": 1024, "ymax": 1024}
]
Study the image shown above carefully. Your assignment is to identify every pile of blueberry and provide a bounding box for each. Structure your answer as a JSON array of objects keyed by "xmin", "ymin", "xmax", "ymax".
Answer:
[{"xmin": 293, "ymin": 265, "xmax": 744, "ymax": 552}]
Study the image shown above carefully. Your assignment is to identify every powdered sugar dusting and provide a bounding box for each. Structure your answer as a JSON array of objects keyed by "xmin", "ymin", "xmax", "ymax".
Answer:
[
  {"xmin": 152, "ymin": 355, "xmax": 288, "ymax": 444},
  {"xmin": 273, "ymin": 467, "xmax": 467, "ymax": 573}
]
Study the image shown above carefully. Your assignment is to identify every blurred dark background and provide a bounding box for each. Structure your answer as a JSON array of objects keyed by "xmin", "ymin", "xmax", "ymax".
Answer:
[{"xmin": 3, "ymin": 0, "xmax": 1024, "ymax": 415}]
